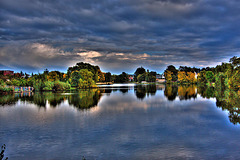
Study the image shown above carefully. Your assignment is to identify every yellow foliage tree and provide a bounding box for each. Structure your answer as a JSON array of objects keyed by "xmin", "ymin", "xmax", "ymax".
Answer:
[
  {"xmin": 164, "ymin": 70, "xmax": 173, "ymax": 83},
  {"xmin": 63, "ymin": 74, "xmax": 67, "ymax": 79},
  {"xmin": 178, "ymin": 71, "xmax": 186, "ymax": 83},
  {"xmin": 98, "ymin": 70, "xmax": 105, "ymax": 82},
  {"xmin": 47, "ymin": 71, "xmax": 59, "ymax": 82},
  {"xmin": 186, "ymin": 72, "xmax": 196, "ymax": 83}
]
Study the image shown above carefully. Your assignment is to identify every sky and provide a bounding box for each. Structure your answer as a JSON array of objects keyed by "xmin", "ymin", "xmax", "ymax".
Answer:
[{"xmin": 0, "ymin": 0, "xmax": 240, "ymax": 74}]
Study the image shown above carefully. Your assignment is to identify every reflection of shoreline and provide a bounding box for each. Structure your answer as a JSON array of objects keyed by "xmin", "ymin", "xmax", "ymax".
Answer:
[
  {"xmin": 164, "ymin": 85, "xmax": 197, "ymax": 101},
  {"xmin": 164, "ymin": 84, "xmax": 240, "ymax": 125},
  {"xmin": 134, "ymin": 84, "xmax": 157, "ymax": 100},
  {"xmin": 0, "ymin": 90, "xmax": 103, "ymax": 110},
  {"xmin": 1, "ymin": 84, "xmax": 240, "ymax": 125}
]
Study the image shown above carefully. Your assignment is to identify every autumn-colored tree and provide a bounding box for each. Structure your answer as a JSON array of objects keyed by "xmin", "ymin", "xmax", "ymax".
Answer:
[
  {"xmin": 78, "ymin": 69, "xmax": 96, "ymax": 88},
  {"xmin": 98, "ymin": 70, "xmax": 105, "ymax": 82},
  {"xmin": 79, "ymin": 69, "xmax": 93, "ymax": 81},
  {"xmin": 165, "ymin": 65, "xmax": 178, "ymax": 81},
  {"xmin": 47, "ymin": 71, "xmax": 59, "ymax": 82},
  {"xmin": 178, "ymin": 71, "xmax": 186, "ymax": 83},
  {"xmin": 164, "ymin": 70, "xmax": 173, "ymax": 83},
  {"xmin": 228, "ymin": 70, "xmax": 240, "ymax": 91},
  {"xmin": 62, "ymin": 74, "xmax": 68, "ymax": 82},
  {"xmin": 186, "ymin": 72, "xmax": 196, "ymax": 83}
]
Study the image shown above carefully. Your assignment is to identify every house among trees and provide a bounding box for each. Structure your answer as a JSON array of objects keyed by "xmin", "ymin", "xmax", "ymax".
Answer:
[
  {"xmin": 128, "ymin": 74, "xmax": 134, "ymax": 81},
  {"xmin": 0, "ymin": 70, "xmax": 14, "ymax": 76},
  {"xmin": 156, "ymin": 74, "xmax": 164, "ymax": 79}
]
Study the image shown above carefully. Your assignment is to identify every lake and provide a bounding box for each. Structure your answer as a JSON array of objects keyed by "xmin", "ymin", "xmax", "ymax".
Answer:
[{"xmin": 0, "ymin": 84, "xmax": 240, "ymax": 159}]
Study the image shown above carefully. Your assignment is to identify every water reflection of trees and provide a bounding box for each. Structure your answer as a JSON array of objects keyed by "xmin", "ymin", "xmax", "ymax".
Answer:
[
  {"xmin": 134, "ymin": 85, "xmax": 157, "ymax": 100},
  {"xmin": 68, "ymin": 89, "xmax": 101, "ymax": 110},
  {"xmin": 216, "ymin": 90, "xmax": 240, "ymax": 125},
  {"xmin": 0, "ymin": 89, "xmax": 102, "ymax": 110},
  {"xmin": 199, "ymin": 86, "xmax": 240, "ymax": 125},
  {"xmin": 1, "ymin": 85, "xmax": 240, "ymax": 125},
  {"xmin": 178, "ymin": 85, "xmax": 197, "ymax": 100},
  {"xmin": 164, "ymin": 85, "xmax": 197, "ymax": 101},
  {"xmin": 0, "ymin": 93, "xmax": 19, "ymax": 106},
  {"xmin": 164, "ymin": 85, "xmax": 240, "ymax": 125},
  {"xmin": 197, "ymin": 86, "xmax": 215, "ymax": 99},
  {"xmin": 164, "ymin": 85, "xmax": 178, "ymax": 101}
]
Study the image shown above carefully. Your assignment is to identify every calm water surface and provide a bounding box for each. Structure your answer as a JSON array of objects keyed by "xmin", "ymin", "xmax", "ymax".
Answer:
[{"xmin": 0, "ymin": 84, "xmax": 240, "ymax": 159}]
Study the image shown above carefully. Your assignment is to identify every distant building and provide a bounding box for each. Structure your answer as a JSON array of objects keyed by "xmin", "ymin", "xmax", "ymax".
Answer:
[
  {"xmin": 156, "ymin": 74, "xmax": 165, "ymax": 83},
  {"xmin": 156, "ymin": 74, "xmax": 165, "ymax": 79},
  {"xmin": 0, "ymin": 70, "xmax": 14, "ymax": 76},
  {"xmin": 195, "ymin": 72, "xmax": 198, "ymax": 79},
  {"xmin": 128, "ymin": 74, "xmax": 134, "ymax": 81}
]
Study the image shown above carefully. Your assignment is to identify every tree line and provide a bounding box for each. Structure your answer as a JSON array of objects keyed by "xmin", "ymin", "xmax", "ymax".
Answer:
[
  {"xmin": 0, "ymin": 62, "xmax": 157, "ymax": 92},
  {"xmin": 164, "ymin": 56, "xmax": 240, "ymax": 91},
  {"xmin": 0, "ymin": 56, "xmax": 239, "ymax": 92},
  {"xmin": 0, "ymin": 62, "xmax": 101, "ymax": 91}
]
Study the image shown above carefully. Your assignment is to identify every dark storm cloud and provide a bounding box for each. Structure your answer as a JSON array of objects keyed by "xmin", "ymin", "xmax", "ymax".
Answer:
[{"xmin": 0, "ymin": 0, "xmax": 240, "ymax": 73}]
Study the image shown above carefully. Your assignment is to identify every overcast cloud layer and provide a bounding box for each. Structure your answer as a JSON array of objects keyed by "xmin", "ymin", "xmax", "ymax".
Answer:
[{"xmin": 0, "ymin": 0, "xmax": 240, "ymax": 73}]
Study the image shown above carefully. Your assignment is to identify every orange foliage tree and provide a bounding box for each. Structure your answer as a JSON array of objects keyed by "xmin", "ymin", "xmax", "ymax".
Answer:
[
  {"xmin": 178, "ymin": 71, "xmax": 186, "ymax": 83},
  {"xmin": 164, "ymin": 70, "xmax": 173, "ymax": 83},
  {"xmin": 186, "ymin": 72, "xmax": 196, "ymax": 83},
  {"xmin": 47, "ymin": 71, "xmax": 59, "ymax": 82}
]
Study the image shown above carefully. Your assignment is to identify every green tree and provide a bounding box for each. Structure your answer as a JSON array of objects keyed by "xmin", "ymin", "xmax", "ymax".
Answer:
[
  {"xmin": 134, "ymin": 67, "xmax": 146, "ymax": 82},
  {"xmin": 0, "ymin": 79, "xmax": 4, "ymax": 86},
  {"xmin": 206, "ymin": 71, "xmax": 214, "ymax": 84},
  {"xmin": 119, "ymin": 72, "xmax": 129, "ymax": 83},
  {"xmin": 69, "ymin": 71, "xmax": 82, "ymax": 87},
  {"xmin": 53, "ymin": 81, "xmax": 71, "ymax": 91},
  {"xmin": 146, "ymin": 71, "xmax": 156, "ymax": 82},
  {"xmin": 43, "ymin": 81, "xmax": 54, "ymax": 91},
  {"xmin": 78, "ymin": 69, "xmax": 96, "ymax": 88},
  {"xmin": 67, "ymin": 62, "xmax": 100, "ymax": 82},
  {"xmin": 137, "ymin": 74, "xmax": 145, "ymax": 83},
  {"xmin": 230, "ymin": 56, "xmax": 240, "ymax": 67},
  {"xmin": 11, "ymin": 79, "xmax": 20, "ymax": 86},
  {"xmin": 197, "ymin": 71, "xmax": 207, "ymax": 84},
  {"xmin": 105, "ymin": 72, "xmax": 111, "ymax": 82},
  {"xmin": 47, "ymin": 71, "xmax": 60, "ymax": 82},
  {"xmin": 33, "ymin": 79, "xmax": 45, "ymax": 91}
]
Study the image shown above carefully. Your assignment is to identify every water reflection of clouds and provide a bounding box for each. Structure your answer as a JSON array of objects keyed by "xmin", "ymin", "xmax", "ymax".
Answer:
[
  {"xmin": 77, "ymin": 92, "xmax": 240, "ymax": 159},
  {"xmin": 1, "ymin": 86, "xmax": 240, "ymax": 159}
]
